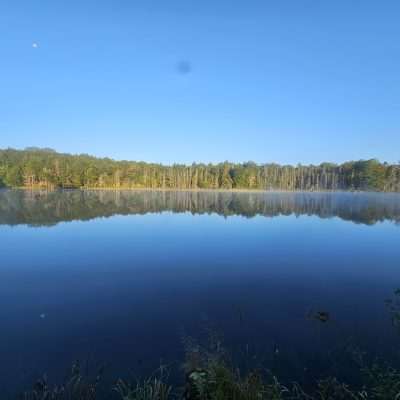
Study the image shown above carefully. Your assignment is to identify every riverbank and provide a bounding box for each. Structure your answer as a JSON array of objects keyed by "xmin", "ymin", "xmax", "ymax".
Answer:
[{"xmin": 4, "ymin": 185, "xmax": 391, "ymax": 194}]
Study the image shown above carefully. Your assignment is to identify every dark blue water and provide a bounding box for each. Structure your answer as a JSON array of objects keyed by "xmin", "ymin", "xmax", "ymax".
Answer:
[{"xmin": 1, "ymin": 190, "xmax": 400, "ymax": 397}]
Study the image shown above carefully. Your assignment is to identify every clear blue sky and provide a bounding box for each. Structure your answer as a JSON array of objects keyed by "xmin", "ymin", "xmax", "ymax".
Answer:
[{"xmin": 1, "ymin": 0, "xmax": 399, "ymax": 165}]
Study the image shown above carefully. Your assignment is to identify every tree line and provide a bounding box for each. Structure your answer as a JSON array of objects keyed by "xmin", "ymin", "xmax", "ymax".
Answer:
[{"xmin": 0, "ymin": 147, "xmax": 399, "ymax": 191}]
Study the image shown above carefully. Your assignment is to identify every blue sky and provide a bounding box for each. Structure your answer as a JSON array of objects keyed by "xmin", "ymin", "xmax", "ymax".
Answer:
[{"xmin": 1, "ymin": 0, "xmax": 399, "ymax": 165}]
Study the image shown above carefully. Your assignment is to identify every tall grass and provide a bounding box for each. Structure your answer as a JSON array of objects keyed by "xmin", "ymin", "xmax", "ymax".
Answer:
[{"xmin": 20, "ymin": 290, "xmax": 400, "ymax": 400}]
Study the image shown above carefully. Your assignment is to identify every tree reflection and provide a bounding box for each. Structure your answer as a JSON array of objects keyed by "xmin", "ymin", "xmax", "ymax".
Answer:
[{"xmin": 0, "ymin": 189, "xmax": 399, "ymax": 227}]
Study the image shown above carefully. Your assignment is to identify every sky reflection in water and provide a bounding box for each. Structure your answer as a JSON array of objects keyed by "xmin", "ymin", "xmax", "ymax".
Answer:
[{"xmin": 0, "ymin": 190, "xmax": 399, "ymax": 397}]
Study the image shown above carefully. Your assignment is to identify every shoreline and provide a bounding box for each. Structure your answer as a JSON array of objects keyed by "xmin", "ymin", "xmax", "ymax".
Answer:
[{"xmin": 2, "ymin": 186, "xmax": 396, "ymax": 194}]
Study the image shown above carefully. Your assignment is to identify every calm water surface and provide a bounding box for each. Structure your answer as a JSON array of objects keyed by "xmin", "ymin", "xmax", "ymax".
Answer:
[{"xmin": 1, "ymin": 189, "xmax": 400, "ymax": 397}]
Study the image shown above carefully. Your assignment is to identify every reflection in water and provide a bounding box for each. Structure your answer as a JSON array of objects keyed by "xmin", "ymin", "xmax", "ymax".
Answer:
[
  {"xmin": 1, "ymin": 188, "xmax": 400, "ymax": 398},
  {"xmin": 1, "ymin": 189, "xmax": 400, "ymax": 227}
]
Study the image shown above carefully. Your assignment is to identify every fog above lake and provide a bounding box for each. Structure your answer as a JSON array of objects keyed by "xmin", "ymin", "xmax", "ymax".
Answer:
[{"xmin": 0, "ymin": 189, "xmax": 400, "ymax": 227}]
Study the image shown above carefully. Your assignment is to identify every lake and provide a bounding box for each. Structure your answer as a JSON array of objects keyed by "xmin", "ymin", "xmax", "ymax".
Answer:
[{"xmin": 1, "ymin": 189, "xmax": 400, "ymax": 398}]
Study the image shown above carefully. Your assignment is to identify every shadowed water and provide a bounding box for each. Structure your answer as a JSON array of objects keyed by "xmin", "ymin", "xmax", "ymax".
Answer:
[{"xmin": 0, "ymin": 189, "xmax": 400, "ymax": 398}]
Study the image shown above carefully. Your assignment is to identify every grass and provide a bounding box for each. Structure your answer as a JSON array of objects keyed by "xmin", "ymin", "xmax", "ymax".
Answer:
[
  {"xmin": 20, "ymin": 362, "xmax": 102, "ymax": 400},
  {"xmin": 19, "ymin": 290, "xmax": 400, "ymax": 400},
  {"xmin": 19, "ymin": 338, "xmax": 400, "ymax": 400}
]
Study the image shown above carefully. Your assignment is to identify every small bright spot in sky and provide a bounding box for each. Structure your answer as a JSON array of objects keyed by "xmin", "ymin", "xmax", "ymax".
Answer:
[{"xmin": 32, "ymin": 42, "xmax": 38, "ymax": 48}]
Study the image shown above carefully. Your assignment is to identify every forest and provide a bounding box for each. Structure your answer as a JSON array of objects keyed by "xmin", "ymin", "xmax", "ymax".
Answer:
[{"xmin": 0, "ymin": 147, "xmax": 399, "ymax": 191}]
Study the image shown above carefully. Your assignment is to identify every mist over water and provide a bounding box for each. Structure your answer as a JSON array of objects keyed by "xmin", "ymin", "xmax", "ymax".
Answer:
[
  {"xmin": 0, "ymin": 189, "xmax": 399, "ymax": 398},
  {"xmin": 1, "ymin": 189, "xmax": 400, "ymax": 226}
]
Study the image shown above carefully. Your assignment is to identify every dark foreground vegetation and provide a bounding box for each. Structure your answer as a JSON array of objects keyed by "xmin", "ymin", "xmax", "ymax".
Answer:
[
  {"xmin": 1, "ymin": 148, "xmax": 400, "ymax": 191},
  {"xmin": 19, "ymin": 291, "xmax": 400, "ymax": 400},
  {"xmin": 20, "ymin": 339, "xmax": 400, "ymax": 400}
]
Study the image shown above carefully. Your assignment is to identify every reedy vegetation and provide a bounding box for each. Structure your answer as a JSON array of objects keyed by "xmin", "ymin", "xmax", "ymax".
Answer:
[
  {"xmin": 20, "ymin": 343, "xmax": 400, "ymax": 400},
  {"xmin": 19, "ymin": 290, "xmax": 400, "ymax": 399},
  {"xmin": 20, "ymin": 289, "xmax": 400, "ymax": 400},
  {"xmin": 1, "ymin": 148, "xmax": 400, "ymax": 191}
]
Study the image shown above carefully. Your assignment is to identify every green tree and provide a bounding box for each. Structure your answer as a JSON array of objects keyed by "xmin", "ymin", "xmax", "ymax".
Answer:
[
  {"xmin": 5, "ymin": 166, "xmax": 23, "ymax": 187},
  {"xmin": 0, "ymin": 148, "xmax": 399, "ymax": 192}
]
